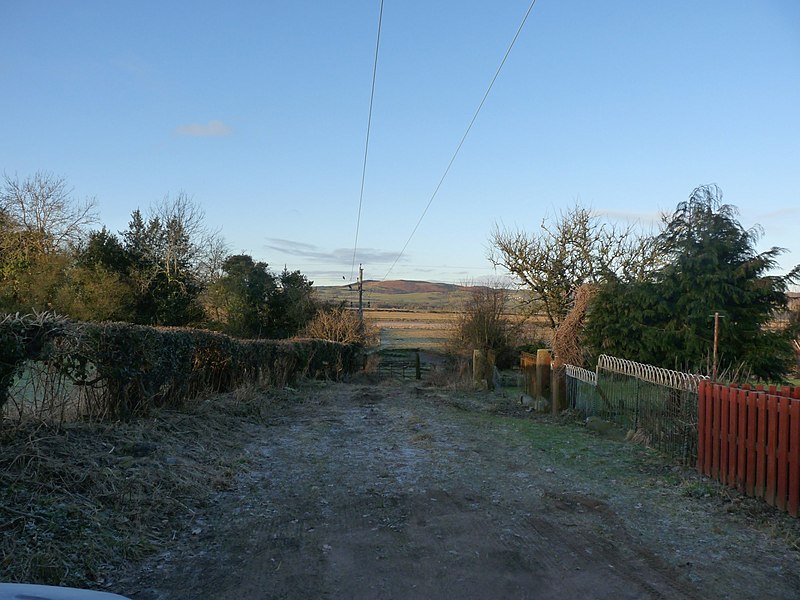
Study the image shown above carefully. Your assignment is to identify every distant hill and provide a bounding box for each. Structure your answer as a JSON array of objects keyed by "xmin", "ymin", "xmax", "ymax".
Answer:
[
  {"xmin": 360, "ymin": 280, "xmax": 462, "ymax": 294},
  {"xmin": 314, "ymin": 280, "xmax": 482, "ymax": 311}
]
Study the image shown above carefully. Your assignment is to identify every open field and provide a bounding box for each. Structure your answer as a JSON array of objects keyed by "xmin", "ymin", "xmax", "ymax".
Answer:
[
  {"xmin": 316, "ymin": 283, "xmax": 473, "ymax": 311},
  {"xmin": 365, "ymin": 308, "xmax": 550, "ymax": 352},
  {"xmin": 317, "ymin": 279, "xmax": 549, "ymax": 352},
  {"xmin": 366, "ymin": 309, "xmax": 455, "ymax": 350},
  {"xmin": 315, "ymin": 279, "xmax": 527, "ymax": 312}
]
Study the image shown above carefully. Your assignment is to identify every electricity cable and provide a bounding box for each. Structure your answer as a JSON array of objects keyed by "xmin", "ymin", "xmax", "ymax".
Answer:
[
  {"xmin": 383, "ymin": 0, "xmax": 538, "ymax": 281},
  {"xmin": 350, "ymin": 0, "xmax": 385, "ymax": 281}
]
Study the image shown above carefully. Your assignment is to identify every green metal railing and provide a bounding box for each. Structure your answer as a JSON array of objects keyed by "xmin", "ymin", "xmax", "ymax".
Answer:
[{"xmin": 566, "ymin": 355, "xmax": 707, "ymax": 465}]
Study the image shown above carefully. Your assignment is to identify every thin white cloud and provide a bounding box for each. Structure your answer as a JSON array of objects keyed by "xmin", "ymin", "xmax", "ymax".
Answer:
[
  {"xmin": 264, "ymin": 238, "xmax": 404, "ymax": 265},
  {"xmin": 755, "ymin": 207, "xmax": 800, "ymax": 222},
  {"xmin": 175, "ymin": 120, "xmax": 232, "ymax": 137},
  {"xmin": 597, "ymin": 209, "xmax": 665, "ymax": 225}
]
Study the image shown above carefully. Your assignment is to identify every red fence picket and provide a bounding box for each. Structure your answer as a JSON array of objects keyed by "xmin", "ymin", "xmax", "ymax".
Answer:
[
  {"xmin": 697, "ymin": 381, "xmax": 800, "ymax": 518},
  {"xmin": 790, "ymin": 395, "xmax": 800, "ymax": 517},
  {"xmin": 736, "ymin": 388, "xmax": 746, "ymax": 493},
  {"xmin": 756, "ymin": 393, "xmax": 767, "ymax": 499},
  {"xmin": 697, "ymin": 383, "xmax": 706, "ymax": 475},
  {"xmin": 777, "ymin": 397, "xmax": 789, "ymax": 511}
]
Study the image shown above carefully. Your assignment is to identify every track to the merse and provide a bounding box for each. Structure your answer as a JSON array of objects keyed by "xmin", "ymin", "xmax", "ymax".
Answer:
[{"xmin": 119, "ymin": 381, "xmax": 800, "ymax": 600}]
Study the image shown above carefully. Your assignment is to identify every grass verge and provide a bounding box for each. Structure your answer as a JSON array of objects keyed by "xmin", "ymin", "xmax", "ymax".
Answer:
[{"xmin": 0, "ymin": 387, "xmax": 294, "ymax": 588}]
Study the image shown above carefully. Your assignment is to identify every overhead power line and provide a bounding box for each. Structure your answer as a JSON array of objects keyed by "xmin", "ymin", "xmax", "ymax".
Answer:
[
  {"xmin": 383, "ymin": 0, "xmax": 539, "ymax": 281},
  {"xmin": 350, "ymin": 0, "xmax": 385, "ymax": 281}
]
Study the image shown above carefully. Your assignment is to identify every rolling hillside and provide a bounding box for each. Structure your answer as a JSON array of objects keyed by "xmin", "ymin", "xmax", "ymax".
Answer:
[{"xmin": 314, "ymin": 280, "xmax": 484, "ymax": 310}]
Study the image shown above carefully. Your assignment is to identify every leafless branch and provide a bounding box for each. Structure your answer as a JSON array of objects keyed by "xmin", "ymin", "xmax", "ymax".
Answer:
[
  {"xmin": 1, "ymin": 171, "xmax": 98, "ymax": 253},
  {"xmin": 489, "ymin": 204, "xmax": 662, "ymax": 331}
]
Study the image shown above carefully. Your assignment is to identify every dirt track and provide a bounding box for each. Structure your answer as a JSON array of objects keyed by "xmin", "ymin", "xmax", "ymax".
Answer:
[{"xmin": 117, "ymin": 380, "xmax": 800, "ymax": 599}]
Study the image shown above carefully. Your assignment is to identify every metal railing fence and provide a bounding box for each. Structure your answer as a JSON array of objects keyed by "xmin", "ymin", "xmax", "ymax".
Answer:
[{"xmin": 565, "ymin": 355, "xmax": 708, "ymax": 465}]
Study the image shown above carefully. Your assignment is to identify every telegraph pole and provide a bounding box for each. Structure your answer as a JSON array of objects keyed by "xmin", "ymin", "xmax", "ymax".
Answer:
[
  {"xmin": 710, "ymin": 311, "xmax": 726, "ymax": 381},
  {"xmin": 358, "ymin": 264, "xmax": 364, "ymax": 327},
  {"xmin": 712, "ymin": 311, "xmax": 719, "ymax": 381}
]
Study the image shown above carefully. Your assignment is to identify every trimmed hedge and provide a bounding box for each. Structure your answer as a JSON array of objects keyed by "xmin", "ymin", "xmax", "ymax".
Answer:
[{"xmin": 0, "ymin": 312, "xmax": 362, "ymax": 420}]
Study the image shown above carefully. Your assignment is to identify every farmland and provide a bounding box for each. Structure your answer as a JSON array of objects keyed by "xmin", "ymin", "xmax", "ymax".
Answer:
[
  {"xmin": 314, "ymin": 279, "xmax": 525, "ymax": 312},
  {"xmin": 315, "ymin": 280, "xmax": 545, "ymax": 352},
  {"xmin": 316, "ymin": 280, "xmax": 477, "ymax": 351},
  {"xmin": 366, "ymin": 309, "xmax": 454, "ymax": 350}
]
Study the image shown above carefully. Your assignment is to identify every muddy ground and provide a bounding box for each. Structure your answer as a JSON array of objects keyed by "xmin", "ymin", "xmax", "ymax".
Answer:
[{"xmin": 111, "ymin": 378, "xmax": 800, "ymax": 599}]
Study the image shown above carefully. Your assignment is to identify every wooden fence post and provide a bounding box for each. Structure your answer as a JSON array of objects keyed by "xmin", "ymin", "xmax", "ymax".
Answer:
[
  {"xmin": 534, "ymin": 349, "xmax": 551, "ymax": 399},
  {"xmin": 486, "ymin": 350, "xmax": 496, "ymax": 391},
  {"xmin": 551, "ymin": 365, "xmax": 566, "ymax": 415},
  {"xmin": 473, "ymin": 349, "xmax": 486, "ymax": 388},
  {"xmin": 520, "ymin": 352, "xmax": 537, "ymax": 395}
]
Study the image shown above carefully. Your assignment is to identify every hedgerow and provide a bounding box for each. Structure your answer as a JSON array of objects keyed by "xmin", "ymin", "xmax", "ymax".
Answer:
[{"xmin": 0, "ymin": 312, "xmax": 361, "ymax": 422}]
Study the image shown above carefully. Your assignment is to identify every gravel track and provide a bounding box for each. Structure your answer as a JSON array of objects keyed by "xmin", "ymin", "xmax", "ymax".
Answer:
[{"xmin": 117, "ymin": 380, "xmax": 800, "ymax": 600}]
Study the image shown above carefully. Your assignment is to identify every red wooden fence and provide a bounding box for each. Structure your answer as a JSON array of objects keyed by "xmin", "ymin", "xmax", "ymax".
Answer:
[{"xmin": 697, "ymin": 381, "xmax": 800, "ymax": 517}]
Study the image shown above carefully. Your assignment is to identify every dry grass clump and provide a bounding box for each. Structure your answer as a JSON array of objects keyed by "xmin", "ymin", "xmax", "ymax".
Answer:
[
  {"xmin": 423, "ymin": 358, "xmax": 473, "ymax": 391},
  {"xmin": 0, "ymin": 389, "xmax": 282, "ymax": 588},
  {"xmin": 301, "ymin": 306, "xmax": 379, "ymax": 346}
]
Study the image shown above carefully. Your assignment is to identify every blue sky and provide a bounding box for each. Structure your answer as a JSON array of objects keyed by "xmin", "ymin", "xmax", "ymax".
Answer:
[{"xmin": 2, "ymin": 1, "xmax": 799, "ymax": 286}]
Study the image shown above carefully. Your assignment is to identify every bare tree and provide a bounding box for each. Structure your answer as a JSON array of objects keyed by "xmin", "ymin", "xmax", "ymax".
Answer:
[
  {"xmin": 151, "ymin": 192, "xmax": 228, "ymax": 283},
  {"xmin": 196, "ymin": 229, "xmax": 230, "ymax": 285},
  {"xmin": 1, "ymin": 171, "xmax": 98, "ymax": 253},
  {"xmin": 489, "ymin": 204, "xmax": 661, "ymax": 331},
  {"xmin": 448, "ymin": 279, "xmax": 521, "ymax": 369},
  {"xmin": 120, "ymin": 193, "xmax": 227, "ymax": 326}
]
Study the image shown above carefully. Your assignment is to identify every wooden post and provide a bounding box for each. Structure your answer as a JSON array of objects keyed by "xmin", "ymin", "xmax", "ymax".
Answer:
[
  {"xmin": 551, "ymin": 365, "xmax": 566, "ymax": 415},
  {"xmin": 534, "ymin": 349, "xmax": 551, "ymax": 399},
  {"xmin": 486, "ymin": 350, "xmax": 496, "ymax": 391},
  {"xmin": 473, "ymin": 349, "xmax": 486, "ymax": 388},
  {"xmin": 358, "ymin": 265, "xmax": 364, "ymax": 325},
  {"xmin": 415, "ymin": 349, "xmax": 421, "ymax": 380},
  {"xmin": 712, "ymin": 311, "xmax": 719, "ymax": 381},
  {"xmin": 520, "ymin": 352, "xmax": 537, "ymax": 395}
]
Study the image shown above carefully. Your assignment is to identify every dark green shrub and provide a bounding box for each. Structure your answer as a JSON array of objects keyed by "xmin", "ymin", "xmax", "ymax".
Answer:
[{"xmin": 0, "ymin": 313, "xmax": 361, "ymax": 421}]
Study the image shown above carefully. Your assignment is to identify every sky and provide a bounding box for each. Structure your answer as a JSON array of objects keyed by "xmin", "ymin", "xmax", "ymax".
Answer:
[{"xmin": 2, "ymin": 1, "xmax": 799, "ymax": 287}]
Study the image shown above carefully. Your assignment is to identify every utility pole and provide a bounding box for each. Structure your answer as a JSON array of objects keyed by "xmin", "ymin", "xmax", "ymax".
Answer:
[
  {"xmin": 358, "ymin": 264, "xmax": 364, "ymax": 327},
  {"xmin": 712, "ymin": 312, "xmax": 719, "ymax": 382},
  {"xmin": 710, "ymin": 311, "xmax": 726, "ymax": 381}
]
